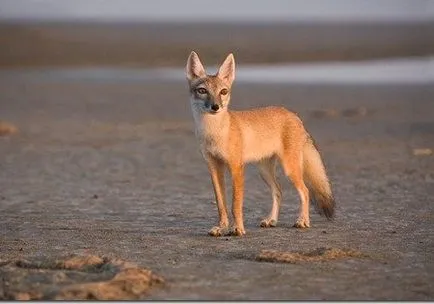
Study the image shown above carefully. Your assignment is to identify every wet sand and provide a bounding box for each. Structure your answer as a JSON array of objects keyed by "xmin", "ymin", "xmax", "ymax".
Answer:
[
  {"xmin": 0, "ymin": 22, "xmax": 433, "ymax": 300},
  {"xmin": 0, "ymin": 21, "xmax": 433, "ymax": 68}
]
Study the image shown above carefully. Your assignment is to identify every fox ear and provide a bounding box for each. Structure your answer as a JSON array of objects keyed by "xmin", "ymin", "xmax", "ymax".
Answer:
[
  {"xmin": 186, "ymin": 51, "xmax": 206, "ymax": 81},
  {"xmin": 217, "ymin": 53, "xmax": 235, "ymax": 85}
]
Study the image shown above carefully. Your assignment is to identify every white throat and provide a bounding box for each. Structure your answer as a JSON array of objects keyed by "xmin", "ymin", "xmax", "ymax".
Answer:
[{"xmin": 190, "ymin": 98, "xmax": 229, "ymax": 138}]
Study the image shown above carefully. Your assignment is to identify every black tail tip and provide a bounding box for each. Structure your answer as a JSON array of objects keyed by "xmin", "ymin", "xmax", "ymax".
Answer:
[{"xmin": 313, "ymin": 194, "xmax": 335, "ymax": 220}]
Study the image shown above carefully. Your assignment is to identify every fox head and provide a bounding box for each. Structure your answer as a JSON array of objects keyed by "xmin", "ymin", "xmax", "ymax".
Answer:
[{"xmin": 186, "ymin": 51, "xmax": 235, "ymax": 115}]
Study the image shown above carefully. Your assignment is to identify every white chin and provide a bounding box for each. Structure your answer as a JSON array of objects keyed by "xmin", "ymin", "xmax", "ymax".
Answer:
[{"xmin": 207, "ymin": 109, "xmax": 222, "ymax": 114}]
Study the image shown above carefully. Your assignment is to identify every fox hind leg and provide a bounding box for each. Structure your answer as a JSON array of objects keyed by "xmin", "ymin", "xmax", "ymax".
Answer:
[
  {"xmin": 280, "ymin": 151, "xmax": 310, "ymax": 228},
  {"xmin": 258, "ymin": 156, "xmax": 282, "ymax": 228}
]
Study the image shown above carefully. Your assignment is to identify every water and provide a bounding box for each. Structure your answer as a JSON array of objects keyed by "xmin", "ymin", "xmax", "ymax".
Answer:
[{"xmin": 1, "ymin": 57, "xmax": 433, "ymax": 85}]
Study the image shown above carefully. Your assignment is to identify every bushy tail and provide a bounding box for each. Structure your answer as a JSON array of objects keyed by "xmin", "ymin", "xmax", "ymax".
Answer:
[{"xmin": 303, "ymin": 138, "xmax": 335, "ymax": 219}]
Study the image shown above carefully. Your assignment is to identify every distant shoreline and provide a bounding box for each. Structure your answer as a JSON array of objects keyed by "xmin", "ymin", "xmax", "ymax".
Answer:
[
  {"xmin": 0, "ymin": 19, "xmax": 432, "ymax": 25},
  {"xmin": 0, "ymin": 21, "xmax": 432, "ymax": 68}
]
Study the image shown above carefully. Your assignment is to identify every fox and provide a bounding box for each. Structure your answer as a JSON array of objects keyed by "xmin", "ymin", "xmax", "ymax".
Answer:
[{"xmin": 186, "ymin": 51, "xmax": 335, "ymax": 236}]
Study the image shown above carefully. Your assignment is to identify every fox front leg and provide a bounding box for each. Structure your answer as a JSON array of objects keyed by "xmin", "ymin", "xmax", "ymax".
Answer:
[
  {"xmin": 228, "ymin": 162, "xmax": 246, "ymax": 236},
  {"xmin": 206, "ymin": 156, "xmax": 229, "ymax": 236}
]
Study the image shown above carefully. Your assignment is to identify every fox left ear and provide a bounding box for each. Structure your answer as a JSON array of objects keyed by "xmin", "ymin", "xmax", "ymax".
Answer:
[{"xmin": 217, "ymin": 53, "xmax": 235, "ymax": 85}]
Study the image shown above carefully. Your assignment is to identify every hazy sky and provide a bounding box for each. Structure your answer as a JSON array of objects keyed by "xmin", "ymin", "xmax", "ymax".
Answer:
[{"xmin": 0, "ymin": 0, "xmax": 432, "ymax": 22}]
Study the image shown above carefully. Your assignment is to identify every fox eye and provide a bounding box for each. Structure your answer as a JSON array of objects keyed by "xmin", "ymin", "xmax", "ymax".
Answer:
[
  {"xmin": 220, "ymin": 88, "xmax": 229, "ymax": 96},
  {"xmin": 196, "ymin": 88, "xmax": 208, "ymax": 95}
]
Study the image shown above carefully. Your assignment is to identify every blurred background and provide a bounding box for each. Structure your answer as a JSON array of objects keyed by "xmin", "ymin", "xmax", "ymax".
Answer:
[{"xmin": 0, "ymin": 0, "xmax": 433, "ymax": 68}]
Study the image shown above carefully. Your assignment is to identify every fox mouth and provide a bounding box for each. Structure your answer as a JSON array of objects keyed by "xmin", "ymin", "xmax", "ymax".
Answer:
[
  {"xmin": 208, "ymin": 108, "xmax": 221, "ymax": 114},
  {"xmin": 206, "ymin": 106, "xmax": 224, "ymax": 114}
]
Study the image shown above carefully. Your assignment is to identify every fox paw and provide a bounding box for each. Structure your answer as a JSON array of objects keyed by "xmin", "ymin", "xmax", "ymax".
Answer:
[
  {"xmin": 293, "ymin": 218, "xmax": 310, "ymax": 228},
  {"xmin": 228, "ymin": 226, "xmax": 246, "ymax": 236},
  {"xmin": 260, "ymin": 218, "xmax": 277, "ymax": 228},
  {"xmin": 208, "ymin": 226, "xmax": 229, "ymax": 237}
]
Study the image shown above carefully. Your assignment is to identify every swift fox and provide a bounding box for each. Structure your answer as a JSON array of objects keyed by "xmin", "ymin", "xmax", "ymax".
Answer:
[{"xmin": 186, "ymin": 51, "xmax": 335, "ymax": 236}]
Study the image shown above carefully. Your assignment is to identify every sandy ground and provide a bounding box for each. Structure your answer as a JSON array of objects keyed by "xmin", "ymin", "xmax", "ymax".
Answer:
[
  {"xmin": 0, "ymin": 22, "xmax": 433, "ymax": 300},
  {"xmin": 0, "ymin": 78, "xmax": 433, "ymax": 299}
]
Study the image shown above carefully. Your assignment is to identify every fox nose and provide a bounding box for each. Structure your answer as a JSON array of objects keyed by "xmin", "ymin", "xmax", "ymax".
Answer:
[{"xmin": 211, "ymin": 104, "xmax": 220, "ymax": 111}]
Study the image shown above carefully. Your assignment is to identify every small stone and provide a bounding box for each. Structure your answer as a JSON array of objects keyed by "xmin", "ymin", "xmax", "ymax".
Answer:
[
  {"xmin": 0, "ymin": 121, "xmax": 18, "ymax": 136},
  {"xmin": 310, "ymin": 109, "xmax": 339, "ymax": 119},
  {"xmin": 413, "ymin": 148, "xmax": 432, "ymax": 156}
]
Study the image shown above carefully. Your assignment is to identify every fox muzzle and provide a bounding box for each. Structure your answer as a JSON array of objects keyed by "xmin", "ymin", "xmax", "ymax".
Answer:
[{"xmin": 204, "ymin": 100, "xmax": 222, "ymax": 113}]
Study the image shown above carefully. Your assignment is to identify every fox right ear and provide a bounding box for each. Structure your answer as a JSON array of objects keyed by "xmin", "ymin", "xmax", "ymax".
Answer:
[{"xmin": 186, "ymin": 51, "xmax": 206, "ymax": 81}]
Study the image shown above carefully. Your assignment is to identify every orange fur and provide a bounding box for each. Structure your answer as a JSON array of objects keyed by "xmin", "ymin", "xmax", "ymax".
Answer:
[{"xmin": 186, "ymin": 51, "xmax": 335, "ymax": 236}]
